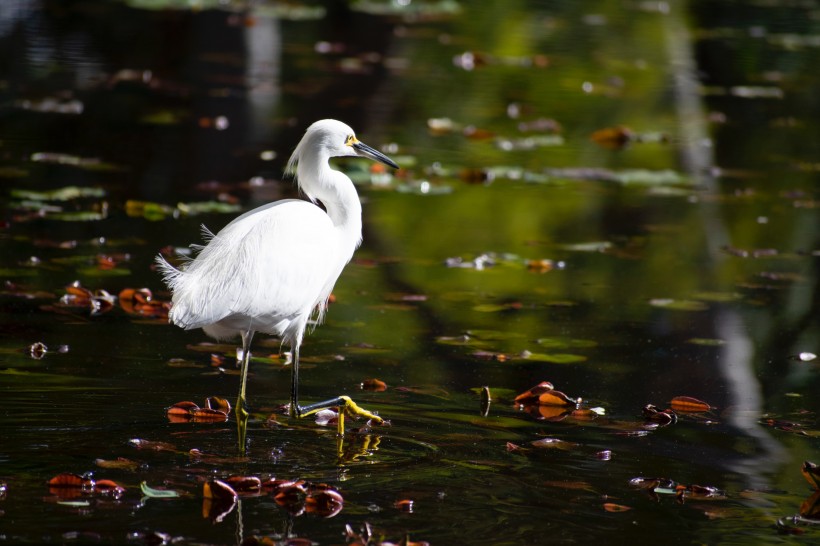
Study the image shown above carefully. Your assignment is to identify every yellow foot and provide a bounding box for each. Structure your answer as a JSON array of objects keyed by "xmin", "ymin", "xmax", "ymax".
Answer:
[
  {"xmin": 297, "ymin": 395, "xmax": 384, "ymax": 437},
  {"xmin": 336, "ymin": 395, "xmax": 382, "ymax": 437}
]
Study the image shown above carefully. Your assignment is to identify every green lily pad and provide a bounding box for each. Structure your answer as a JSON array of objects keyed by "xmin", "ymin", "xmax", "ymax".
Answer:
[
  {"xmin": 520, "ymin": 352, "xmax": 588, "ymax": 364},
  {"xmin": 11, "ymin": 186, "xmax": 106, "ymax": 201},
  {"xmin": 687, "ymin": 338, "xmax": 726, "ymax": 346},
  {"xmin": 537, "ymin": 337, "xmax": 598, "ymax": 349},
  {"xmin": 649, "ymin": 298, "xmax": 709, "ymax": 311},
  {"xmin": 465, "ymin": 329, "xmax": 525, "ymax": 340}
]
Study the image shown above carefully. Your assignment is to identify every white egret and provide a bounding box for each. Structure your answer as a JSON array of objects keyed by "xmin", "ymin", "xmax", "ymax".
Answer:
[{"xmin": 157, "ymin": 119, "xmax": 397, "ymax": 450}]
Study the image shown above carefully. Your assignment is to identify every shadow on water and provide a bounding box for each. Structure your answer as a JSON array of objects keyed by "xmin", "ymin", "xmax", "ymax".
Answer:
[{"xmin": 1, "ymin": 0, "xmax": 820, "ymax": 544}]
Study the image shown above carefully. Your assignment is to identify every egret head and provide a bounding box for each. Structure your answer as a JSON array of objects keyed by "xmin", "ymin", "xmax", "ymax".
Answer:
[{"xmin": 285, "ymin": 119, "xmax": 399, "ymax": 179}]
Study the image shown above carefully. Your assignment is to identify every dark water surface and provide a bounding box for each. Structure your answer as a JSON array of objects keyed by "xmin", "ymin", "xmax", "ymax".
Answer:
[{"xmin": 1, "ymin": 0, "xmax": 819, "ymax": 544}]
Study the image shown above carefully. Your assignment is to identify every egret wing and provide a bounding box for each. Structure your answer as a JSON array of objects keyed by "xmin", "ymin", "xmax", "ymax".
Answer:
[{"xmin": 168, "ymin": 200, "xmax": 342, "ymax": 336}]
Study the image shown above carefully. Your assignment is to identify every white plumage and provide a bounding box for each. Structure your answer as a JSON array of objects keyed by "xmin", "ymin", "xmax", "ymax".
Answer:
[{"xmin": 156, "ymin": 119, "xmax": 397, "ymax": 448}]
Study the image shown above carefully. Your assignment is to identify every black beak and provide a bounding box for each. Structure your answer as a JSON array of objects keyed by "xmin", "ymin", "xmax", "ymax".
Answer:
[{"xmin": 353, "ymin": 141, "xmax": 400, "ymax": 169}]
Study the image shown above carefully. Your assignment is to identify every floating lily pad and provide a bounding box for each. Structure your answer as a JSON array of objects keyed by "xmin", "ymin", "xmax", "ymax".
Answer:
[
  {"xmin": 687, "ymin": 338, "xmax": 726, "ymax": 346},
  {"xmin": 76, "ymin": 267, "xmax": 132, "ymax": 277},
  {"xmin": 691, "ymin": 291, "xmax": 743, "ymax": 303},
  {"xmin": 649, "ymin": 299, "xmax": 709, "ymax": 311},
  {"xmin": 560, "ymin": 241, "xmax": 613, "ymax": 252},
  {"xmin": 465, "ymin": 329, "xmax": 525, "ymax": 341},
  {"xmin": 11, "ymin": 186, "xmax": 107, "ymax": 201},
  {"xmin": 30, "ymin": 153, "xmax": 122, "ymax": 171},
  {"xmin": 520, "ymin": 352, "xmax": 588, "ymax": 364},
  {"xmin": 472, "ymin": 303, "xmax": 512, "ymax": 313},
  {"xmin": 48, "ymin": 211, "xmax": 108, "ymax": 221},
  {"xmin": 536, "ymin": 337, "xmax": 598, "ymax": 349}
]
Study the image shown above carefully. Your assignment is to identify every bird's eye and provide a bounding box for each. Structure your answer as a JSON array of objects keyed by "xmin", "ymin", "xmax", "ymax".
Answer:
[{"xmin": 344, "ymin": 135, "xmax": 357, "ymax": 146}]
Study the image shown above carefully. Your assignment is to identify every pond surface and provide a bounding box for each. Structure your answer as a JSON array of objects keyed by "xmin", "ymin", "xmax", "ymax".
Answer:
[{"xmin": 1, "ymin": 0, "xmax": 819, "ymax": 544}]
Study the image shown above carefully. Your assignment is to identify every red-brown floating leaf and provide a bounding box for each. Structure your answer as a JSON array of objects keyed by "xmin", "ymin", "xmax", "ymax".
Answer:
[
  {"xmin": 526, "ymin": 259, "xmax": 554, "ymax": 273},
  {"xmin": 274, "ymin": 484, "xmax": 307, "ymax": 512},
  {"xmin": 261, "ymin": 478, "xmax": 304, "ymax": 493},
  {"xmin": 628, "ymin": 477, "xmax": 675, "ymax": 490},
  {"xmin": 133, "ymin": 299, "xmax": 170, "ymax": 319},
  {"xmin": 48, "ymin": 473, "xmax": 94, "ymax": 489},
  {"xmin": 361, "ymin": 378, "xmax": 387, "ymax": 392},
  {"xmin": 205, "ymin": 396, "xmax": 231, "ymax": 414},
  {"xmin": 801, "ymin": 461, "xmax": 820, "ymax": 491},
  {"xmin": 676, "ymin": 484, "xmax": 724, "ymax": 501},
  {"xmin": 94, "ymin": 479, "xmax": 125, "ymax": 498},
  {"xmin": 66, "ymin": 282, "xmax": 93, "ymax": 300},
  {"xmin": 459, "ymin": 168, "xmax": 492, "ymax": 184},
  {"xmin": 669, "ymin": 396, "xmax": 711, "ymax": 413},
  {"xmin": 462, "ymin": 125, "xmax": 495, "ymax": 140},
  {"xmin": 591, "ymin": 126, "xmax": 634, "ymax": 150},
  {"xmin": 225, "ymin": 476, "xmax": 262, "ymax": 493},
  {"xmin": 203, "ymin": 479, "xmax": 237, "ymax": 501},
  {"xmin": 191, "ymin": 408, "xmax": 229, "ymax": 422},
  {"xmin": 642, "ymin": 404, "xmax": 677, "ymax": 425},
  {"xmin": 305, "ymin": 489, "xmax": 344, "ymax": 518},
  {"xmin": 570, "ymin": 408, "xmax": 598, "ymax": 421},
  {"xmin": 118, "ymin": 287, "xmax": 153, "ymax": 314},
  {"xmin": 394, "ymin": 499, "xmax": 414, "ymax": 512},
  {"xmin": 687, "ymin": 484, "xmax": 723, "ymax": 497},
  {"xmin": 514, "ymin": 381, "xmax": 554, "ymax": 404},
  {"xmin": 506, "ymin": 442, "xmax": 523, "ymax": 452},
  {"xmin": 167, "ymin": 401, "xmax": 199, "ymax": 416},
  {"xmin": 95, "ymin": 457, "xmax": 139, "ymax": 471},
  {"xmin": 90, "ymin": 294, "xmax": 115, "ymax": 316},
  {"xmin": 210, "ymin": 353, "xmax": 226, "ymax": 367},
  {"xmin": 97, "ymin": 254, "xmax": 117, "ymax": 270},
  {"xmin": 129, "ymin": 438, "xmax": 176, "ymax": 452},
  {"xmin": 603, "ymin": 502, "xmax": 632, "ymax": 512},
  {"xmin": 800, "ymin": 491, "xmax": 820, "ymax": 518},
  {"xmin": 538, "ymin": 390, "xmax": 578, "ymax": 407}
]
